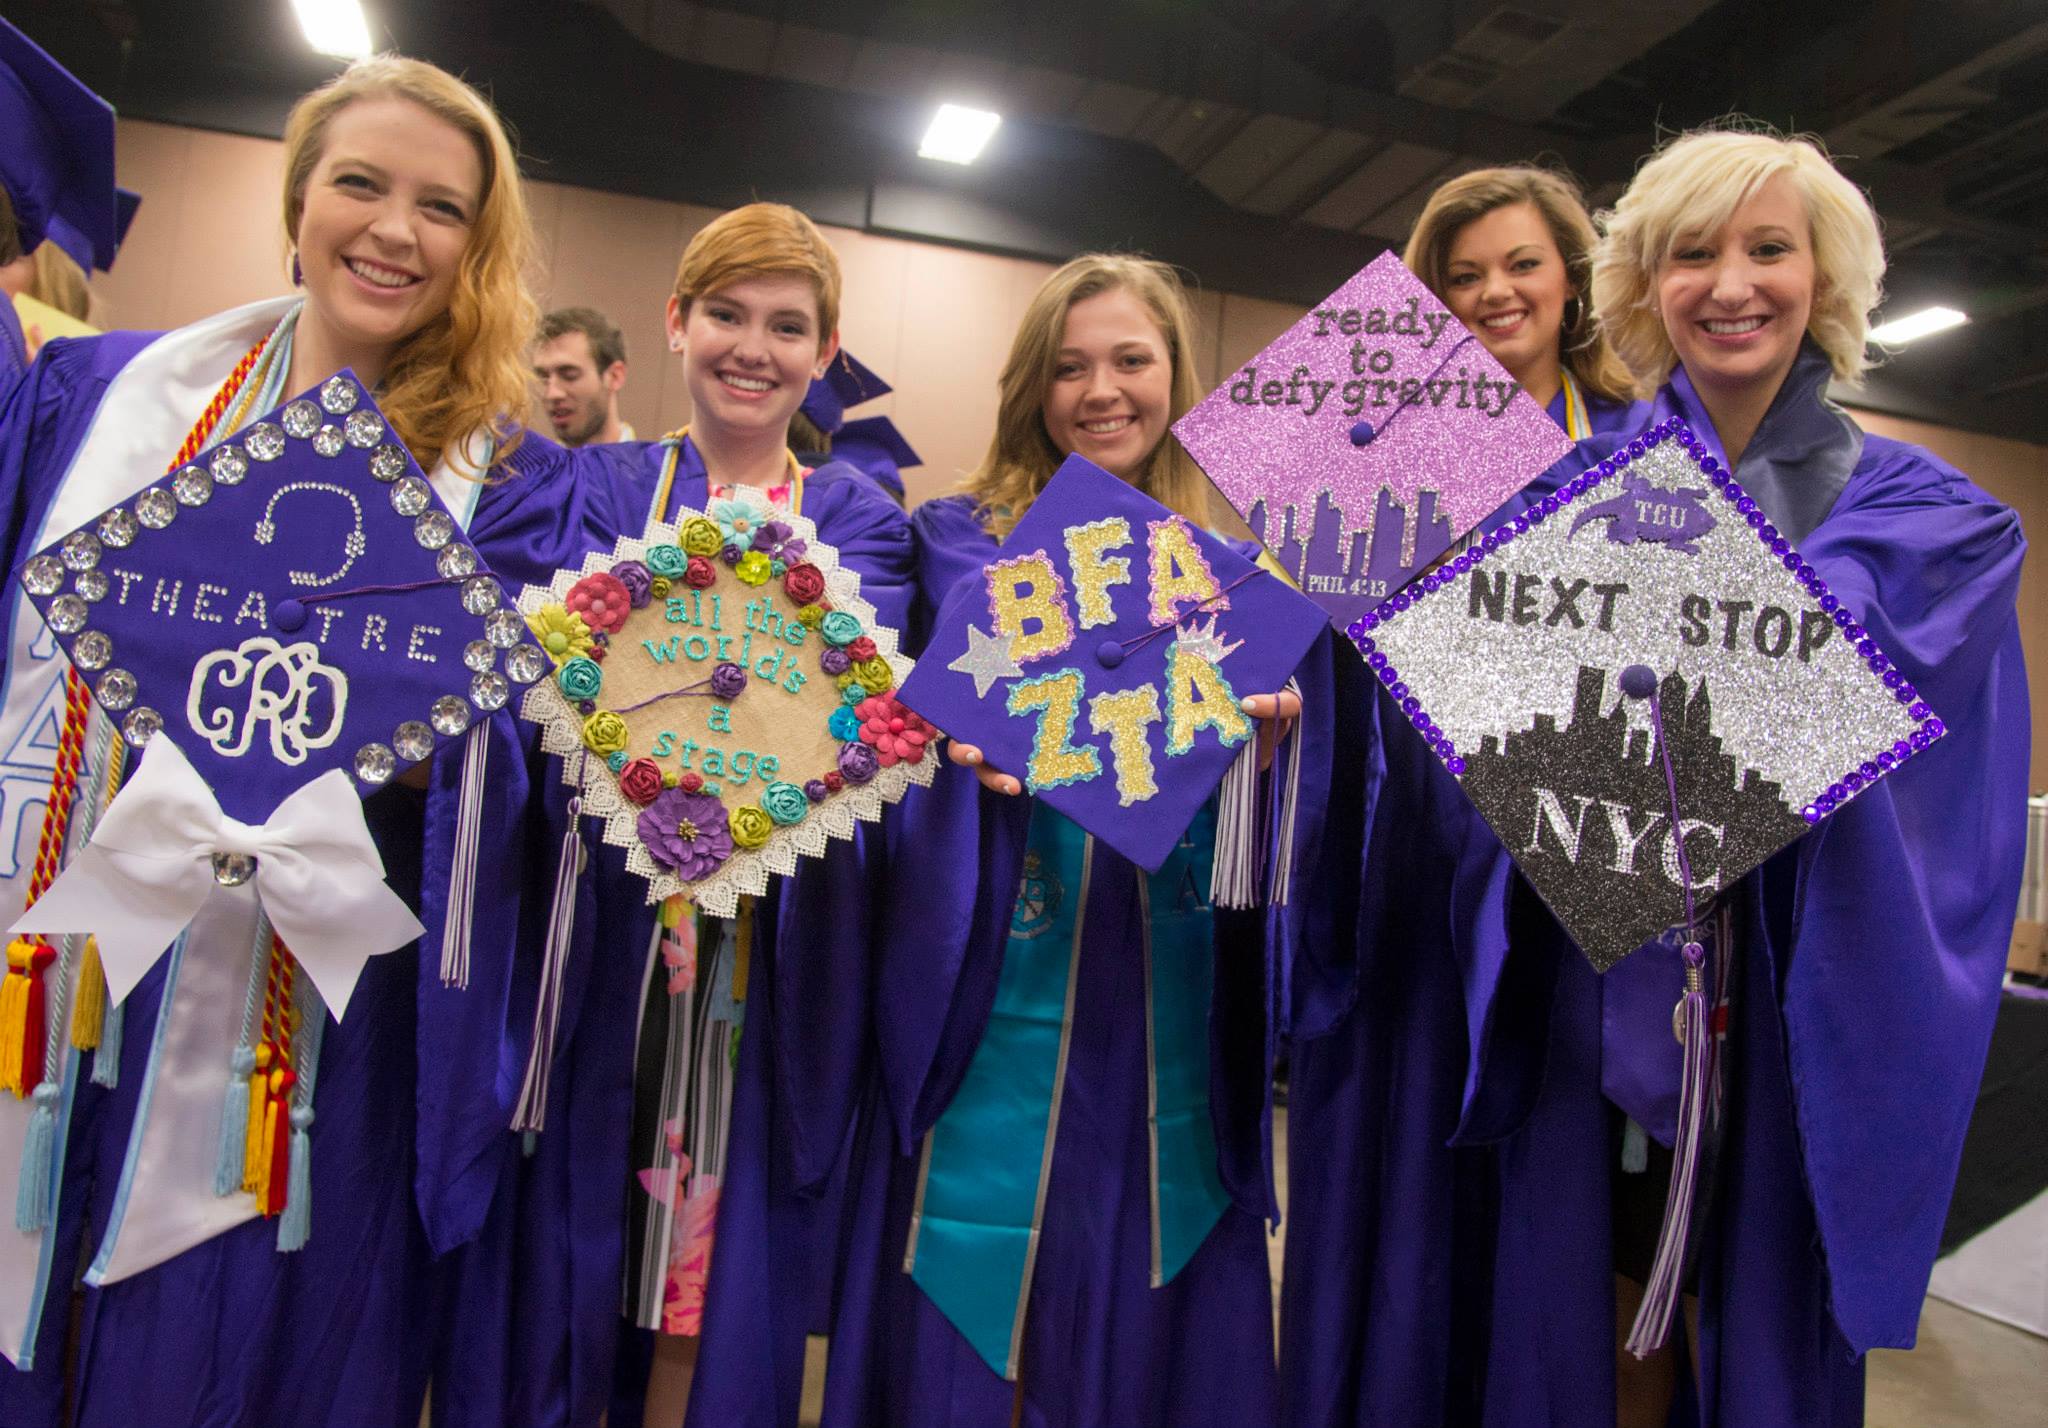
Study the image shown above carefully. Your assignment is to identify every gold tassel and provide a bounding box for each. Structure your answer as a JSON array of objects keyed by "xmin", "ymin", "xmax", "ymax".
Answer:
[
  {"xmin": 731, "ymin": 897, "xmax": 753, "ymax": 1003},
  {"xmin": 242, "ymin": 1043, "xmax": 272, "ymax": 1192},
  {"xmin": 69, "ymin": 936, "xmax": 106, "ymax": 1051},
  {"xmin": 0, "ymin": 938, "xmax": 34, "ymax": 1096}
]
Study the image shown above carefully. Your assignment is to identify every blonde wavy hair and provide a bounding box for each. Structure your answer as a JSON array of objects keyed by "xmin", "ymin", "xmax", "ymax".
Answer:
[
  {"xmin": 1592, "ymin": 124, "xmax": 1886, "ymax": 387},
  {"xmin": 1404, "ymin": 166, "xmax": 1638, "ymax": 403},
  {"xmin": 672, "ymin": 202, "xmax": 842, "ymax": 338},
  {"xmin": 964, "ymin": 254, "xmax": 1208, "ymax": 537},
  {"xmin": 282, "ymin": 55, "xmax": 536, "ymax": 476}
]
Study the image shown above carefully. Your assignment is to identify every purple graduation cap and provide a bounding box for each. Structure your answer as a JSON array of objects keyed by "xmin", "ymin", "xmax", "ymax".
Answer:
[
  {"xmin": 801, "ymin": 349, "xmax": 892, "ymax": 434},
  {"xmin": 797, "ymin": 351, "xmax": 919, "ymax": 501},
  {"xmin": 15, "ymin": 371, "xmax": 551, "ymax": 826},
  {"xmin": 1359, "ymin": 417, "xmax": 1940, "ymax": 971},
  {"xmin": 0, "ymin": 17, "xmax": 120, "ymax": 271},
  {"xmin": 1173, "ymin": 250, "xmax": 1573, "ymax": 632},
  {"xmin": 47, "ymin": 186, "xmax": 140, "ymax": 273},
  {"xmin": 898, "ymin": 455, "xmax": 1326, "ymax": 873}
]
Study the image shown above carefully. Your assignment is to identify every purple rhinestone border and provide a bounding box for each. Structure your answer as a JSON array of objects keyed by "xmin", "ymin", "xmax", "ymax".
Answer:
[{"xmin": 1342, "ymin": 416, "xmax": 1946, "ymax": 824}]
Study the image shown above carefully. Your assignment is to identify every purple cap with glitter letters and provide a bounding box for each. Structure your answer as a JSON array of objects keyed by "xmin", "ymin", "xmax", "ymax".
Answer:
[{"xmin": 897, "ymin": 455, "xmax": 1327, "ymax": 872}]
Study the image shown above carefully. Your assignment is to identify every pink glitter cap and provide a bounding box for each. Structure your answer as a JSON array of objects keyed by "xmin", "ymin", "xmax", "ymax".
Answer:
[{"xmin": 1172, "ymin": 250, "xmax": 1573, "ymax": 631}]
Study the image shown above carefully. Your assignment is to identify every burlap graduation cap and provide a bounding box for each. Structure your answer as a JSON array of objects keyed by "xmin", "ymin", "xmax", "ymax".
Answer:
[
  {"xmin": 1173, "ymin": 250, "xmax": 1573, "ymax": 632},
  {"xmin": 516, "ymin": 485, "xmax": 934, "ymax": 917},
  {"xmin": 898, "ymin": 455, "xmax": 1326, "ymax": 874},
  {"xmin": 1358, "ymin": 416, "xmax": 1941, "ymax": 970}
]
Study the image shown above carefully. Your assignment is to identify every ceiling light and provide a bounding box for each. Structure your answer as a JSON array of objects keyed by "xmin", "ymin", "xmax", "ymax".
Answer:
[
  {"xmin": 1868, "ymin": 306, "xmax": 1968, "ymax": 346},
  {"xmin": 292, "ymin": 0, "xmax": 373, "ymax": 60},
  {"xmin": 918, "ymin": 104, "xmax": 1001, "ymax": 165}
]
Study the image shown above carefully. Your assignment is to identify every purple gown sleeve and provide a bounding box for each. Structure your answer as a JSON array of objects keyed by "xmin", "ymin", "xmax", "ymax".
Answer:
[
  {"xmin": 1770, "ymin": 436, "xmax": 2029, "ymax": 1352},
  {"xmin": 767, "ymin": 464, "xmax": 913, "ymax": 1191},
  {"xmin": 411, "ymin": 432, "xmax": 649, "ymax": 1254}
]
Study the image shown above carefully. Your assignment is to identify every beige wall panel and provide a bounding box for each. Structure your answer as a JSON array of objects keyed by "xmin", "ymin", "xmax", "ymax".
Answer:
[
  {"xmin": 97, "ymin": 120, "xmax": 194, "ymax": 332},
  {"xmin": 540, "ymin": 186, "xmax": 690, "ymax": 440},
  {"xmin": 651, "ymin": 202, "xmax": 727, "ymax": 439},
  {"xmin": 887, "ymin": 243, "xmax": 1040, "ymax": 507},
  {"xmin": 1215, "ymin": 292, "xmax": 1304, "ymax": 379},
  {"xmin": 1850, "ymin": 409, "xmax": 2048, "ymax": 791},
  {"xmin": 818, "ymin": 222, "xmax": 910, "ymax": 422},
  {"xmin": 161, "ymin": 129, "xmax": 290, "ymax": 330}
]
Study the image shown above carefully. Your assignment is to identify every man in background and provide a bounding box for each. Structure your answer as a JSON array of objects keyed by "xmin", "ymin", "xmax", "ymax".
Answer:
[{"xmin": 533, "ymin": 305, "xmax": 632, "ymax": 445}]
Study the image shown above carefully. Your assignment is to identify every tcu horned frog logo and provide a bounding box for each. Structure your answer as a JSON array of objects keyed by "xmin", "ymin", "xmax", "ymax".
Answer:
[{"xmin": 187, "ymin": 637, "xmax": 350, "ymax": 765}]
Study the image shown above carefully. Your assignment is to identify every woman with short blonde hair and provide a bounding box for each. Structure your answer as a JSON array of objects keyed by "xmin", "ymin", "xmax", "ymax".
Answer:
[{"xmin": 1287, "ymin": 121, "xmax": 2029, "ymax": 1428}]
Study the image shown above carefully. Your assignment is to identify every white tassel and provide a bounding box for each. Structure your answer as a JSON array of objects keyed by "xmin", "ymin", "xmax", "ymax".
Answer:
[
  {"xmin": 438, "ymin": 724, "xmax": 490, "ymax": 990},
  {"xmin": 511, "ymin": 798, "xmax": 582, "ymax": 1134},
  {"xmin": 1212, "ymin": 679, "xmax": 1303, "ymax": 910},
  {"xmin": 1267, "ymin": 684, "xmax": 1305, "ymax": 908}
]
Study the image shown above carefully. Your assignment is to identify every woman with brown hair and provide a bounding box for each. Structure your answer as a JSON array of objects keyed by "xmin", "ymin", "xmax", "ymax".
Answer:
[
  {"xmin": 819, "ymin": 253, "xmax": 1328, "ymax": 1428},
  {"xmin": 1404, "ymin": 165, "xmax": 1640, "ymax": 441},
  {"xmin": 0, "ymin": 54, "xmax": 632, "ymax": 1426}
]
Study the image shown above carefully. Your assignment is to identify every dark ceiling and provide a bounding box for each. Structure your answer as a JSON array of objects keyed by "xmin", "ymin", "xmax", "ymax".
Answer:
[{"xmin": 13, "ymin": 0, "xmax": 2048, "ymax": 443}]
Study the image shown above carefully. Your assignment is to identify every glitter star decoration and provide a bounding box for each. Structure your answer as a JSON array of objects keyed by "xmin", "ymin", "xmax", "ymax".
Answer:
[{"xmin": 946, "ymin": 621, "xmax": 1025, "ymax": 698}]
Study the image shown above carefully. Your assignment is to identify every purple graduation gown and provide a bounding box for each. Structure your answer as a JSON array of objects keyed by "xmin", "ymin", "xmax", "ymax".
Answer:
[
  {"xmin": 1282, "ymin": 351, "xmax": 2029, "ymax": 1427},
  {"xmin": 0, "ymin": 329, "xmax": 640, "ymax": 1428},
  {"xmin": 821, "ymin": 494, "xmax": 1346, "ymax": 1428},
  {"xmin": 0, "ymin": 300, "xmax": 26, "ymax": 393},
  {"xmin": 436, "ymin": 447, "xmax": 912, "ymax": 1428}
]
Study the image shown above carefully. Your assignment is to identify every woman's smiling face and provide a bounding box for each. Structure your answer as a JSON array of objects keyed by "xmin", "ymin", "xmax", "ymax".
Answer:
[
  {"xmin": 1656, "ymin": 173, "xmax": 1816, "ymax": 399},
  {"xmin": 293, "ymin": 95, "xmax": 482, "ymax": 361},
  {"xmin": 666, "ymin": 273, "xmax": 836, "ymax": 441},
  {"xmin": 1040, "ymin": 286, "xmax": 1173, "ymax": 483}
]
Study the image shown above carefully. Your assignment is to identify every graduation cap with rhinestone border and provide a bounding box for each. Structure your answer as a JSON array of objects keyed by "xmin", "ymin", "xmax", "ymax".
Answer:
[
  {"xmin": 515, "ymin": 487, "xmax": 937, "ymax": 918},
  {"xmin": 15, "ymin": 371, "xmax": 554, "ymax": 825},
  {"xmin": 1355, "ymin": 415, "xmax": 1944, "ymax": 969}
]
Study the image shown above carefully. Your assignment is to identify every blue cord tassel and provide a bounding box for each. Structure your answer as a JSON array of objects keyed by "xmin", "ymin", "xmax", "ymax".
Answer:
[
  {"xmin": 521, "ymin": 1129, "xmax": 538, "ymax": 1158},
  {"xmin": 91, "ymin": 1002, "xmax": 121, "ymax": 1088},
  {"xmin": 276, "ymin": 1106, "xmax": 312, "ymax": 1252},
  {"xmin": 214, "ymin": 1047, "xmax": 254, "ymax": 1196},
  {"xmin": 14, "ymin": 1083, "xmax": 58, "ymax": 1231}
]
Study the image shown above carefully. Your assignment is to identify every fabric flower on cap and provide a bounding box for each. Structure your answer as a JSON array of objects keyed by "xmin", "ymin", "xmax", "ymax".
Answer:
[
  {"xmin": 845, "ymin": 635, "xmax": 878, "ymax": 663},
  {"xmin": 728, "ymin": 804, "xmax": 774, "ymax": 850},
  {"xmin": 735, "ymin": 551, "xmax": 773, "ymax": 586},
  {"xmin": 853, "ymin": 656, "xmax": 894, "ymax": 695},
  {"xmin": 582, "ymin": 710, "xmax": 629, "ymax": 757},
  {"xmin": 819, "ymin": 611, "xmax": 863, "ymax": 648},
  {"xmin": 645, "ymin": 543, "xmax": 690, "ymax": 579},
  {"xmin": 556, "ymin": 655, "xmax": 604, "ymax": 702},
  {"xmin": 566, "ymin": 571, "xmax": 632, "ymax": 635},
  {"xmin": 710, "ymin": 662, "xmax": 748, "ymax": 700},
  {"xmin": 683, "ymin": 556, "xmax": 717, "ymax": 589},
  {"xmin": 678, "ymin": 518, "xmax": 723, "ymax": 558},
  {"xmin": 612, "ymin": 560, "xmax": 654, "ymax": 608},
  {"xmin": 709, "ymin": 499, "xmax": 764, "ymax": 550},
  {"xmin": 528, "ymin": 604, "xmax": 592, "ymax": 665},
  {"xmin": 856, "ymin": 694, "xmax": 932, "ymax": 767},
  {"xmin": 783, "ymin": 563, "xmax": 826, "ymax": 606},
  {"xmin": 760, "ymin": 781, "xmax": 811, "ymax": 826},
  {"xmin": 828, "ymin": 704, "xmax": 862, "ymax": 742},
  {"xmin": 837, "ymin": 742, "xmax": 879, "ymax": 785},
  {"xmin": 618, "ymin": 756, "xmax": 666, "ymax": 805},
  {"xmin": 639, "ymin": 787, "xmax": 732, "ymax": 879}
]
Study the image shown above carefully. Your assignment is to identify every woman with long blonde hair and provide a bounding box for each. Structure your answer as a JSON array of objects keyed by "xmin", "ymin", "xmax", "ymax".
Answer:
[
  {"xmin": 0, "ymin": 54, "xmax": 633, "ymax": 1427},
  {"xmin": 820, "ymin": 253, "xmax": 1328, "ymax": 1428}
]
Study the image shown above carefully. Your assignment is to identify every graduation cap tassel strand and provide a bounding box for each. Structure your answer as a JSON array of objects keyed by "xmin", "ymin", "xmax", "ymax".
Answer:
[
  {"xmin": 216, "ymin": 913, "xmax": 275, "ymax": 1197},
  {"xmin": 1345, "ymin": 334, "xmax": 1478, "ymax": 447},
  {"xmin": 512, "ymin": 793, "xmax": 585, "ymax": 1135},
  {"xmin": 277, "ymin": 978, "xmax": 325, "ymax": 1251},
  {"xmin": 438, "ymin": 725, "xmax": 490, "ymax": 989},
  {"xmin": 1618, "ymin": 662, "xmax": 1711, "ymax": 1357},
  {"xmin": 18, "ymin": 719, "xmax": 117, "ymax": 1229}
]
